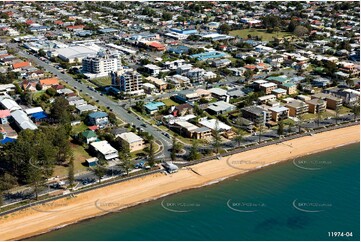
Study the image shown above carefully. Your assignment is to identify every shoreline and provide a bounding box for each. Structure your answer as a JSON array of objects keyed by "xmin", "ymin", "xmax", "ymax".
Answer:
[{"xmin": 0, "ymin": 125, "xmax": 359, "ymax": 241}]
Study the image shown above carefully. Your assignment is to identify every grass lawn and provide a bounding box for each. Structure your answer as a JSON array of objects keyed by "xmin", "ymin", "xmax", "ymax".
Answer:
[
  {"xmin": 90, "ymin": 76, "xmax": 111, "ymax": 87},
  {"xmin": 338, "ymin": 106, "xmax": 351, "ymax": 114},
  {"xmin": 230, "ymin": 28, "xmax": 293, "ymax": 41},
  {"xmin": 161, "ymin": 98, "xmax": 180, "ymax": 107},
  {"xmin": 71, "ymin": 122, "xmax": 89, "ymax": 134},
  {"xmin": 52, "ymin": 143, "xmax": 90, "ymax": 177},
  {"xmin": 32, "ymin": 91, "xmax": 45, "ymax": 102}
]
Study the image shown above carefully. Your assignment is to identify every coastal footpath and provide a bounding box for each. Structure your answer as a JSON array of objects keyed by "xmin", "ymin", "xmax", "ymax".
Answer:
[{"xmin": 0, "ymin": 125, "xmax": 359, "ymax": 241}]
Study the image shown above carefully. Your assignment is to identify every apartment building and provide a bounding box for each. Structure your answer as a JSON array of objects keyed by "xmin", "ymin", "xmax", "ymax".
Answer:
[
  {"xmin": 285, "ymin": 99, "xmax": 308, "ymax": 117},
  {"xmin": 110, "ymin": 70, "xmax": 144, "ymax": 96},
  {"xmin": 82, "ymin": 54, "xmax": 121, "ymax": 74},
  {"xmin": 311, "ymin": 93, "xmax": 342, "ymax": 110},
  {"xmin": 241, "ymin": 106, "xmax": 271, "ymax": 125},
  {"xmin": 305, "ymin": 98, "xmax": 327, "ymax": 114}
]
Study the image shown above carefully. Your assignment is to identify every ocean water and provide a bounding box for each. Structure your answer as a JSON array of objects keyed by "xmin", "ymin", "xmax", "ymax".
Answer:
[{"xmin": 31, "ymin": 143, "xmax": 360, "ymax": 241}]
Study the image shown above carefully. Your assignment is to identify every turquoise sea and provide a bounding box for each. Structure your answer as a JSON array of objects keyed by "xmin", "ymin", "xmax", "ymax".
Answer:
[{"xmin": 31, "ymin": 143, "xmax": 360, "ymax": 241}]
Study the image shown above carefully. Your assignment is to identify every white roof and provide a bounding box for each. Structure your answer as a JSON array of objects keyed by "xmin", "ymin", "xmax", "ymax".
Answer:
[
  {"xmin": 118, "ymin": 132, "xmax": 143, "ymax": 144},
  {"xmin": 260, "ymin": 83, "xmax": 277, "ymax": 88},
  {"xmin": 269, "ymin": 106, "xmax": 289, "ymax": 113},
  {"xmin": 90, "ymin": 141, "xmax": 117, "ymax": 155},
  {"xmin": 24, "ymin": 107, "xmax": 44, "ymax": 115},
  {"xmin": 11, "ymin": 110, "xmax": 37, "ymax": 130},
  {"xmin": 199, "ymin": 119, "xmax": 231, "ymax": 131},
  {"xmin": 56, "ymin": 44, "xmax": 101, "ymax": 60},
  {"xmin": 0, "ymin": 98, "xmax": 21, "ymax": 112},
  {"xmin": 209, "ymin": 87, "xmax": 228, "ymax": 96}
]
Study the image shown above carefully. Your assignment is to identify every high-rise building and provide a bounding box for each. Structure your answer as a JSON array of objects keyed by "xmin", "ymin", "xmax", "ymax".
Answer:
[
  {"xmin": 82, "ymin": 54, "xmax": 121, "ymax": 74},
  {"xmin": 110, "ymin": 70, "xmax": 144, "ymax": 96}
]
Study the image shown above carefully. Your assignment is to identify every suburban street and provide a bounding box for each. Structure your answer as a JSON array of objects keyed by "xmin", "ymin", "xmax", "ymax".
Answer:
[{"xmin": 12, "ymin": 44, "xmax": 173, "ymax": 157}]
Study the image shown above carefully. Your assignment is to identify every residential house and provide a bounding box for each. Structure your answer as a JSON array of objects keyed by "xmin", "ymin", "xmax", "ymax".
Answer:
[
  {"xmin": 144, "ymin": 101, "xmax": 166, "ymax": 114},
  {"xmin": 76, "ymin": 104, "xmax": 97, "ymax": 114},
  {"xmin": 39, "ymin": 77, "xmax": 59, "ymax": 90},
  {"xmin": 11, "ymin": 109, "xmax": 37, "ymax": 130},
  {"xmin": 88, "ymin": 111, "xmax": 109, "ymax": 127},
  {"xmin": 81, "ymin": 130, "xmax": 97, "ymax": 144},
  {"xmin": 170, "ymin": 103, "xmax": 193, "ymax": 117},
  {"xmin": 12, "ymin": 61, "xmax": 31, "ymax": 71},
  {"xmin": 146, "ymin": 76, "xmax": 167, "ymax": 91},
  {"xmin": 199, "ymin": 119, "xmax": 234, "ymax": 139},
  {"xmin": 90, "ymin": 140, "xmax": 119, "ymax": 160},
  {"xmin": 117, "ymin": 132, "xmax": 145, "ymax": 152},
  {"xmin": 173, "ymin": 120, "xmax": 212, "ymax": 139},
  {"xmin": 206, "ymin": 101, "xmax": 236, "ymax": 115},
  {"xmin": 208, "ymin": 88, "xmax": 229, "ymax": 102},
  {"xmin": 0, "ymin": 110, "xmax": 10, "ymax": 124}
]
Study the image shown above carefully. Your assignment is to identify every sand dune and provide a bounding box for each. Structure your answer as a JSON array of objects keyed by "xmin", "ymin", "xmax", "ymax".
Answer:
[{"xmin": 0, "ymin": 125, "xmax": 359, "ymax": 241}]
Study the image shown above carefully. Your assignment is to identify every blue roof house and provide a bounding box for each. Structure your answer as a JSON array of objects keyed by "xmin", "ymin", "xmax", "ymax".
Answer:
[
  {"xmin": 144, "ymin": 101, "xmax": 166, "ymax": 114},
  {"xmin": 88, "ymin": 111, "xmax": 109, "ymax": 127}
]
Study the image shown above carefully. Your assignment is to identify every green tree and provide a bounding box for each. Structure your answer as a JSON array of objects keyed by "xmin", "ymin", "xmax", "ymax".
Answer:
[
  {"xmin": 147, "ymin": 139, "xmax": 156, "ymax": 167},
  {"xmin": 93, "ymin": 166, "xmax": 107, "ymax": 183},
  {"xmin": 277, "ymin": 120, "xmax": 284, "ymax": 135},
  {"xmin": 68, "ymin": 155, "xmax": 75, "ymax": 187},
  {"xmin": 0, "ymin": 173, "xmax": 17, "ymax": 206},
  {"xmin": 119, "ymin": 140, "xmax": 131, "ymax": 175},
  {"xmin": 219, "ymin": 23, "xmax": 231, "ymax": 34},
  {"xmin": 351, "ymin": 104, "xmax": 360, "ymax": 122},
  {"xmin": 188, "ymin": 140, "xmax": 201, "ymax": 161},
  {"xmin": 50, "ymin": 97, "xmax": 71, "ymax": 124},
  {"xmin": 171, "ymin": 135, "xmax": 177, "ymax": 161},
  {"xmin": 233, "ymin": 130, "xmax": 243, "ymax": 147},
  {"xmin": 293, "ymin": 25, "xmax": 309, "ymax": 37},
  {"xmin": 213, "ymin": 120, "xmax": 222, "ymax": 154}
]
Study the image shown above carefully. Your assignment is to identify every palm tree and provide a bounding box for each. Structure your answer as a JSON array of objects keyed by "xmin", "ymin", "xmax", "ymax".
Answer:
[
  {"xmin": 233, "ymin": 130, "xmax": 243, "ymax": 147},
  {"xmin": 297, "ymin": 114, "xmax": 304, "ymax": 133},
  {"xmin": 335, "ymin": 106, "xmax": 341, "ymax": 124},
  {"xmin": 351, "ymin": 104, "xmax": 360, "ymax": 122}
]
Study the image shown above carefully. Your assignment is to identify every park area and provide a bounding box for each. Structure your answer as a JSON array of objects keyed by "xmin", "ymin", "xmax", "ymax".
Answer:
[{"xmin": 230, "ymin": 28, "xmax": 293, "ymax": 41}]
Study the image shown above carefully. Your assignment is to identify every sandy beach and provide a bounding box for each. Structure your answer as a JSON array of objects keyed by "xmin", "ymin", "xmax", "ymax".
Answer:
[{"xmin": 0, "ymin": 125, "xmax": 359, "ymax": 241}]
